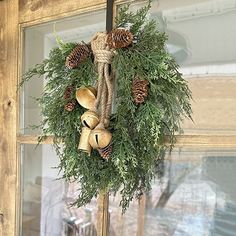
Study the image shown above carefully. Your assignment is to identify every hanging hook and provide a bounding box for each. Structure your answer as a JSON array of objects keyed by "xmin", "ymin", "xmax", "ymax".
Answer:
[{"xmin": 106, "ymin": 0, "xmax": 114, "ymax": 33}]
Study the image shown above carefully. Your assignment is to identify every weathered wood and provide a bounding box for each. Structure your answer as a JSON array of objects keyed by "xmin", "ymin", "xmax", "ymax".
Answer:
[
  {"xmin": 137, "ymin": 195, "xmax": 146, "ymax": 236},
  {"xmin": 17, "ymin": 134, "xmax": 236, "ymax": 148},
  {"xmin": 19, "ymin": 0, "xmax": 107, "ymax": 24},
  {"xmin": 17, "ymin": 135, "xmax": 54, "ymax": 144},
  {"xmin": 0, "ymin": 1, "xmax": 18, "ymax": 236},
  {"xmin": 97, "ymin": 192, "xmax": 109, "ymax": 236}
]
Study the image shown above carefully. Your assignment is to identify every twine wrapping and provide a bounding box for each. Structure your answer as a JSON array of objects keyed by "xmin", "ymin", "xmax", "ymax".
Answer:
[
  {"xmin": 91, "ymin": 32, "xmax": 114, "ymax": 128},
  {"xmin": 78, "ymin": 32, "xmax": 114, "ymax": 159}
]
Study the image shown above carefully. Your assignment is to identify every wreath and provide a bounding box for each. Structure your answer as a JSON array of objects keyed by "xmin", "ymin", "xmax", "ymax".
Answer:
[{"xmin": 21, "ymin": 3, "xmax": 192, "ymax": 212}]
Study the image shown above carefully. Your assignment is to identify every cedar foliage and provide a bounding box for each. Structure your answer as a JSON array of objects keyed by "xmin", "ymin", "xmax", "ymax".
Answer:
[{"xmin": 20, "ymin": 3, "xmax": 192, "ymax": 212}]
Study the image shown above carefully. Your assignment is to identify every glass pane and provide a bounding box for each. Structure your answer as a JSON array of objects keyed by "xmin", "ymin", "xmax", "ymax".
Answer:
[
  {"xmin": 21, "ymin": 144, "xmax": 97, "ymax": 236},
  {"xmin": 109, "ymin": 194, "xmax": 139, "ymax": 235},
  {"xmin": 20, "ymin": 10, "xmax": 106, "ymax": 135},
  {"xmin": 144, "ymin": 148, "xmax": 236, "ymax": 236},
  {"xmin": 121, "ymin": 0, "xmax": 236, "ymax": 134}
]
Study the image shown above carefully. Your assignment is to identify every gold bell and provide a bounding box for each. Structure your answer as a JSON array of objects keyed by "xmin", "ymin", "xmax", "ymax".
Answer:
[
  {"xmin": 89, "ymin": 128, "xmax": 112, "ymax": 149},
  {"xmin": 81, "ymin": 110, "xmax": 99, "ymax": 129},
  {"xmin": 76, "ymin": 86, "xmax": 97, "ymax": 110},
  {"xmin": 78, "ymin": 127, "xmax": 92, "ymax": 155}
]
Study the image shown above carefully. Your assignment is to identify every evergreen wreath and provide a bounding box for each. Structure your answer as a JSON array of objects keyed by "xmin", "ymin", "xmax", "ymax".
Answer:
[{"xmin": 20, "ymin": 2, "xmax": 192, "ymax": 212}]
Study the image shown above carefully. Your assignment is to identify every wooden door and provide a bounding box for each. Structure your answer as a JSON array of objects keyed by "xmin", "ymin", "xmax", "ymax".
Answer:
[
  {"xmin": 0, "ymin": 1, "xmax": 19, "ymax": 236},
  {"xmin": 0, "ymin": 1, "xmax": 109, "ymax": 236},
  {"xmin": 1, "ymin": 0, "xmax": 236, "ymax": 236}
]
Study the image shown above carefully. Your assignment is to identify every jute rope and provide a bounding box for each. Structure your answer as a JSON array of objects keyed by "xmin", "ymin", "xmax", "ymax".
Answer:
[{"xmin": 91, "ymin": 32, "xmax": 114, "ymax": 128}]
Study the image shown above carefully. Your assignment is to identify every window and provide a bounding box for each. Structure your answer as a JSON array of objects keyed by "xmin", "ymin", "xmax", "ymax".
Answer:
[
  {"xmin": 17, "ymin": 0, "xmax": 236, "ymax": 235},
  {"xmin": 20, "ymin": 10, "xmax": 106, "ymax": 236}
]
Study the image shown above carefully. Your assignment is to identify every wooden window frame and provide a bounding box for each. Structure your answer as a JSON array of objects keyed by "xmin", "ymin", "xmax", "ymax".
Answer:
[{"xmin": 1, "ymin": 0, "xmax": 236, "ymax": 236}]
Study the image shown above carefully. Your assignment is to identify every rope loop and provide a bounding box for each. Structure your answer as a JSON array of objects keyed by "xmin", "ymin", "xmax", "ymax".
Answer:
[
  {"xmin": 94, "ymin": 50, "xmax": 113, "ymax": 64},
  {"xmin": 91, "ymin": 32, "xmax": 114, "ymax": 128}
]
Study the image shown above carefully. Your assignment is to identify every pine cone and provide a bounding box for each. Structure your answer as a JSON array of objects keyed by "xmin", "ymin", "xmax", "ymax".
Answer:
[
  {"xmin": 65, "ymin": 44, "xmax": 91, "ymax": 69},
  {"xmin": 64, "ymin": 100, "xmax": 76, "ymax": 112},
  {"xmin": 132, "ymin": 79, "xmax": 149, "ymax": 105},
  {"xmin": 98, "ymin": 143, "xmax": 112, "ymax": 160},
  {"xmin": 63, "ymin": 85, "xmax": 75, "ymax": 100},
  {"xmin": 107, "ymin": 29, "xmax": 133, "ymax": 49}
]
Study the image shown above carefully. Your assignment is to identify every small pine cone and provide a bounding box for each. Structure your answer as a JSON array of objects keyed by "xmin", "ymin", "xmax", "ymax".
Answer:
[
  {"xmin": 64, "ymin": 100, "xmax": 76, "ymax": 112},
  {"xmin": 65, "ymin": 44, "xmax": 91, "ymax": 69},
  {"xmin": 132, "ymin": 79, "xmax": 149, "ymax": 105},
  {"xmin": 98, "ymin": 143, "xmax": 112, "ymax": 160},
  {"xmin": 64, "ymin": 85, "xmax": 75, "ymax": 100},
  {"xmin": 107, "ymin": 29, "xmax": 133, "ymax": 49}
]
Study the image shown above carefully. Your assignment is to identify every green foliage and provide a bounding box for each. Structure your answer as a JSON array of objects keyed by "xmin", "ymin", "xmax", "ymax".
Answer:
[{"xmin": 20, "ymin": 3, "xmax": 192, "ymax": 212}]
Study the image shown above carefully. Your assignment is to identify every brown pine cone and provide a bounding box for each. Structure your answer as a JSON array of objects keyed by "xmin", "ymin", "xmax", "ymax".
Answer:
[
  {"xmin": 132, "ymin": 79, "xmax": 149, "ymax": 105},
  {"xmin": 98, "ymin": 142, "xmax": 112, "ymax": 160},
  {"xmin": 64, "ymin": 100, "xmax": 76, "ymax": 112},
  {"xmin": 63, "ymin": 85, "xmax": 75, "ymax": 100},
  {"xmin": 65, "ymin": 44, "xmax": 91, "ymax": 69},
  {"xmin": 107, "ymin": 28, "xmax": 133, "ymax": 49}
]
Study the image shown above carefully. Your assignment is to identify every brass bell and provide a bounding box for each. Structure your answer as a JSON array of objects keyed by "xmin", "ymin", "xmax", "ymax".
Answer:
[
  {"xmin": 76, "ymin": 86, "xmax": 97, "ymax": 110},
  {"xmin": 89, "ymin": 128, "xmax": 112, "ymax": 149},
  {"xmin": 81, "ymin": 110, "xmax": 99, "ymax": 129},
  {"xmin": 78, "ymin": 127, "xmax": 92, "ymax": 155}
]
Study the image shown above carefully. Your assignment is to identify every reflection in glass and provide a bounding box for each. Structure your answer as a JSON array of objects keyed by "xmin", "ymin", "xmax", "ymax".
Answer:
[
  {"xmin": 21, "ymin": 144, "xmax": 97, "ymax": 236},
  {"xmin": 125, "ymin": 0, "xmax": 236, "ymax": 134},
  {"xmin": 109, "ymin": 194, "xmax": 139, "ymax": 236},
  {"xmin": 144, "ymin": 148, "xmax": 236, "ymax": 236},
  {"xmin": 21, "ymin": 10, "xmax": 106, "ymax": 135}
]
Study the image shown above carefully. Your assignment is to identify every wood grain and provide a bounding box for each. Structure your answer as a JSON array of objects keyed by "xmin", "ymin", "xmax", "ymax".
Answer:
[
  {"xmin": 18, "ymin": 134, "xmax": 236, "ymax": 148},
  {"xmin": 19, "ymin": 0, "xmax": 107, "ymax": 24},
  {"xmin": 0, "ymin": 1, "xmax": 18, "ymax": 236},
  {"xmin": 137, "ymin": 195, "xmax": 146, "ymax": 236},
  {"xmin": 97, "ymin": 193, "xmax": 109, "ymax": 236}
]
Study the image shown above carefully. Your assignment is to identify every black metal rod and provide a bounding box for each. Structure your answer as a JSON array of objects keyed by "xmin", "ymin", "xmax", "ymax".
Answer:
[{"xmin": 106, "ymin": 0, "xmax": 114, "ymax": 32}]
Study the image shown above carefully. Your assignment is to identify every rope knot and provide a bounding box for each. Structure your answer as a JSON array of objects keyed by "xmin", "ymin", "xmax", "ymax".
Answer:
[
  {"xmin": 94, "ymin": 50, "xmax": 113, "ymax": 64},
  {"xmin": 91, "ymin": 32, "xmax": 114, "ymax": 128}
]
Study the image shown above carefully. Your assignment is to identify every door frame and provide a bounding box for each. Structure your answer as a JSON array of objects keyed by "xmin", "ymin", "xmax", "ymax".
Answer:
[{"xmin": 1, "ymin": 0, "xmax": 236, "ymax": 236}]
